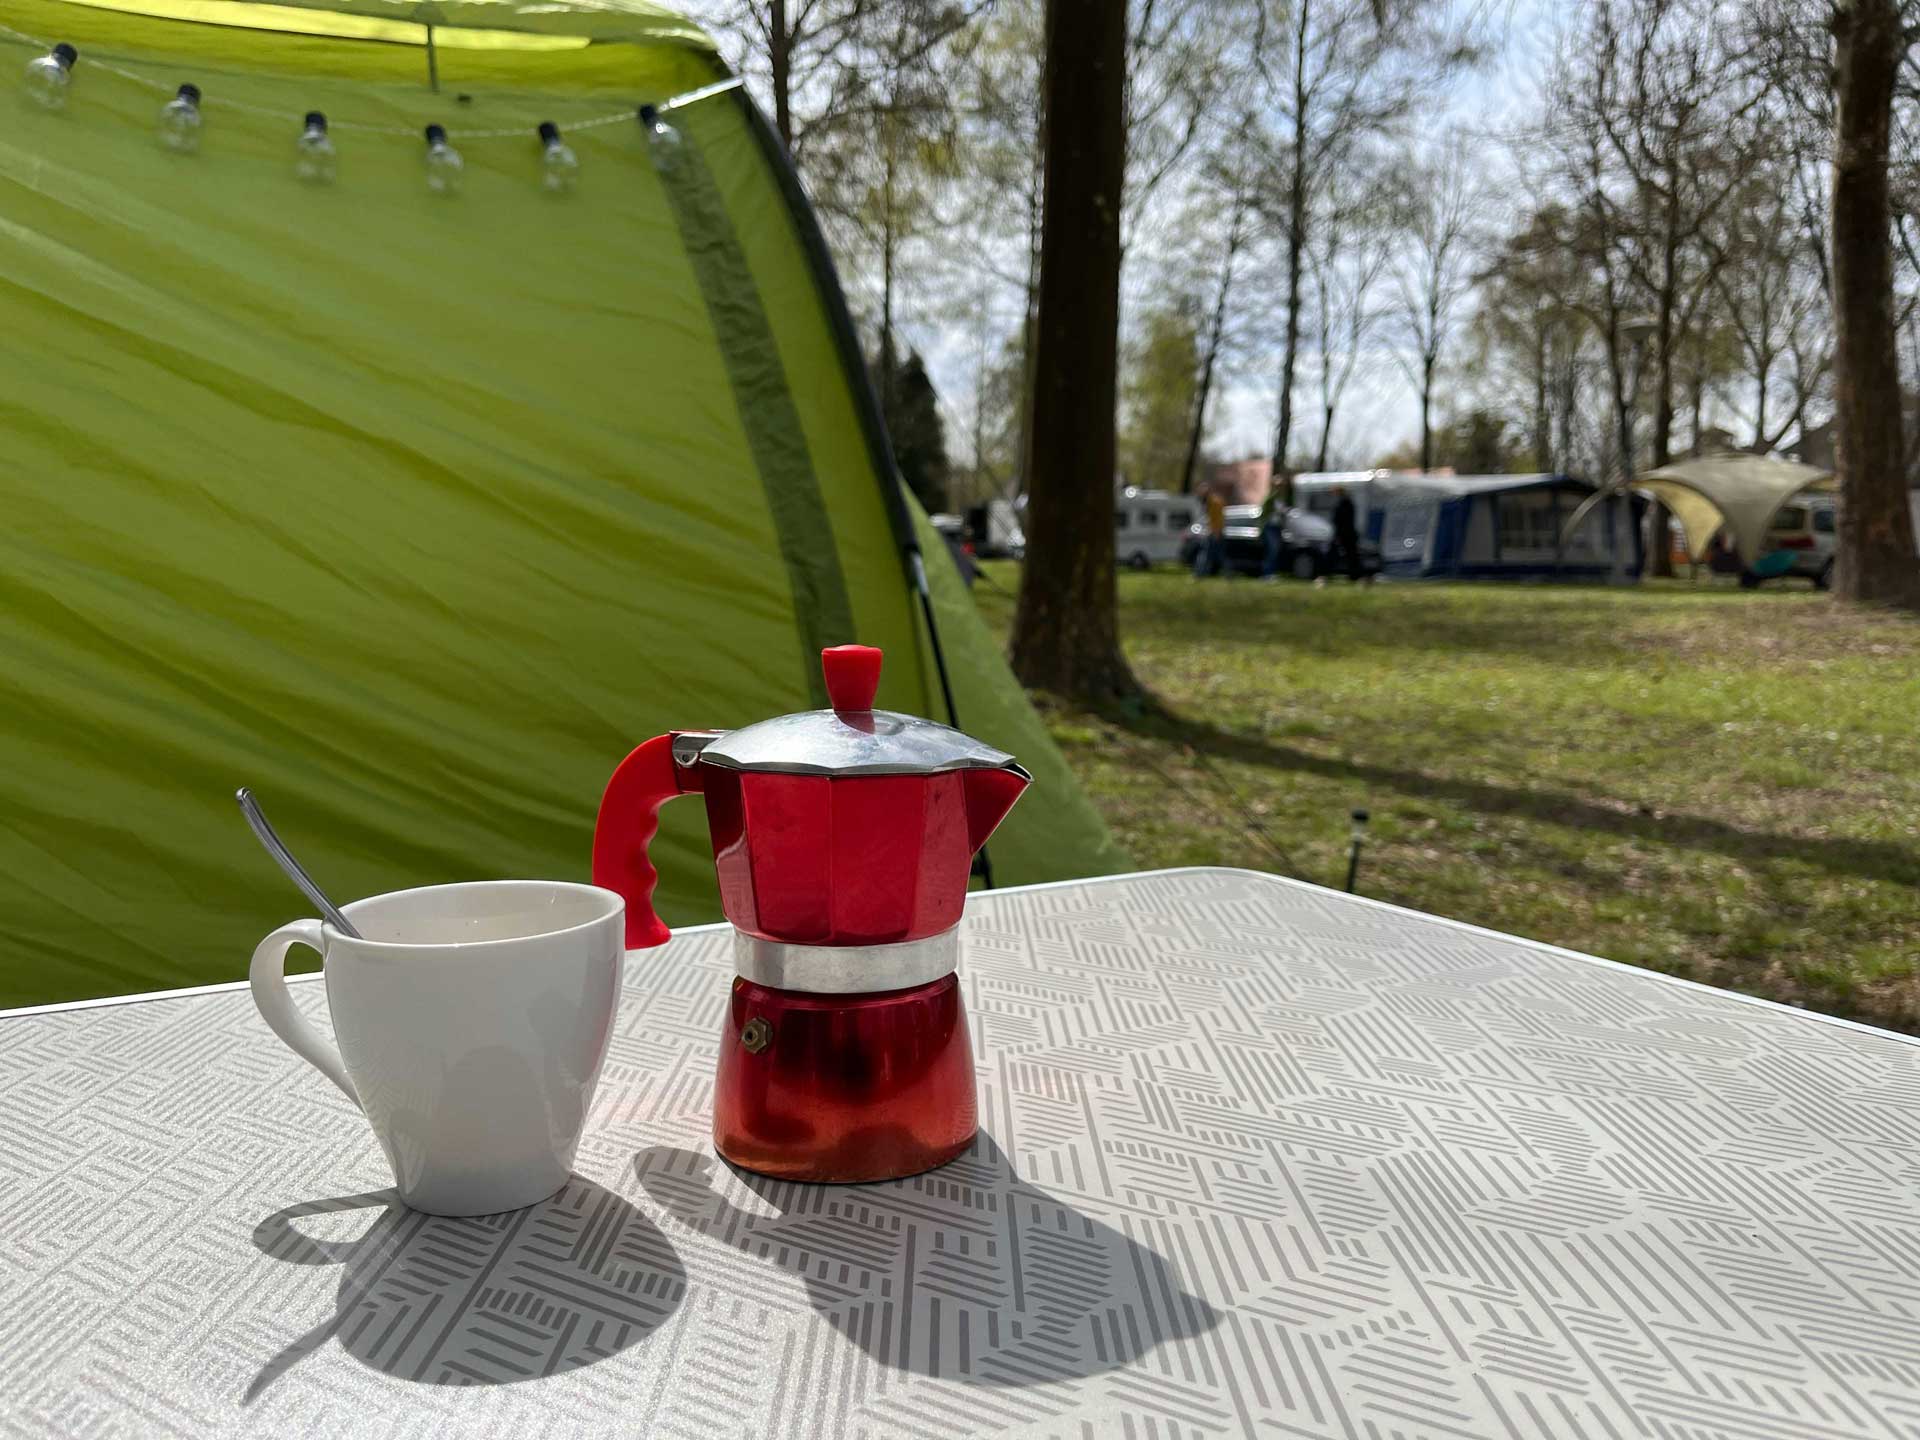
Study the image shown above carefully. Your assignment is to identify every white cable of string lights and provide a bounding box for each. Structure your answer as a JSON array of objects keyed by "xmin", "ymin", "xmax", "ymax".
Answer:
[{"xmin": 0, "ymin": 19, "xmax": 740, "ymax": 137}]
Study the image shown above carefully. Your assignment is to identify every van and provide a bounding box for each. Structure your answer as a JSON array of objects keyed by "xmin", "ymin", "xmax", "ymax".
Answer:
[
  {"xmin": 1742, "ymin": 493, "xmax": 1836, "ymax": 589},
  {"xmin": 1114, "ymin": 488, "xmax": 1199, "ymax": 569}
]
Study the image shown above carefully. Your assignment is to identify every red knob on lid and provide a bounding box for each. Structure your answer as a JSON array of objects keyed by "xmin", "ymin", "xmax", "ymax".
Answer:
[{"xmin": 823, "ymin": 645, "xmax": 882, "ymax": 713}]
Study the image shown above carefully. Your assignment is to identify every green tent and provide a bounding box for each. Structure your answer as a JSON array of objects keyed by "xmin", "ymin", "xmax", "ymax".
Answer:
[{"xmin": 0, "ymin": 0, "xmax": 1124, "ymax": 1007}]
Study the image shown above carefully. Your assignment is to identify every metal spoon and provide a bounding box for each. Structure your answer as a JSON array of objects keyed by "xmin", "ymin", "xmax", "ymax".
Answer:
[{"xmin": 235, "ymin": 786, "xmax": 362, "ymax": 939}]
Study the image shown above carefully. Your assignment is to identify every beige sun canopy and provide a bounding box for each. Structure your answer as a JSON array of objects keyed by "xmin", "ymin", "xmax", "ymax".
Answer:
[{"xmin": 1640, "ymin": 454, "xmax": 1836, "ymax": 566}]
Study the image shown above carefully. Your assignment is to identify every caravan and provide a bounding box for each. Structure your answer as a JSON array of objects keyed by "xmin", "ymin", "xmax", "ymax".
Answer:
[
  {"xmin": 1114, "ymin": 488, "xmax": 1201, "ymax": 568},
  {"xmin": 1292, "ymin": 471, "xmax": 1395, "ymax": 544},
  {"xmin": 1378, "ymin": 474, "xmax": 1644, "ymax": 580}
]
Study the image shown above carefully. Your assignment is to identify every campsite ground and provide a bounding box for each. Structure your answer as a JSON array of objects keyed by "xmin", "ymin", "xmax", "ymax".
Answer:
[{"xmin": 973, "ymin": 564, "xmax": 1920, "ymax": 1033}]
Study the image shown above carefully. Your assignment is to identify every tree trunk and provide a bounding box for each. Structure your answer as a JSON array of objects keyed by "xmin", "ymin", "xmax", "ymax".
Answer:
[
  {"xmin": 1830, "ymin": 0, "xmax": 1920, "ymax": 607},
  {"xmin": 1314, "ymin": 304, "xmax": 1336, "ymax": 469},
  {"xmin": 1270, "ymin": 10, "xmax": 1310, "ymax": 501},
  {"xmin": 1273, "ymin": 206, "xmax": 1304, "ymax": 494},
  {"xmin": 1010, "ymin": 0, "xmax": 1135, "ymax": 699},
  {"xmin": 972, "ymin": 293, "xmax": 991, "ymax": 496},
  {"xmin": 768, "ymin": 1, "xmax": 792, "ymax": 150},
  {"xmin": 1608, "ymin": 324, "xmax": 1635, "ymax": 583},
  {"xmin": 1419, "ymin": 354, "xmax": 1435, "ymax": 472},
  {"xmin": 1532, "ymin": 323, "xmax": 1549, "ymax": 470},
  {"xmin": 1691, "ymin": 368, "xmax": 1706, "ymax": 457},
  {"xmin": 1014, "ymin": 151, "xmax": 1043, "ymax": 496},
  {"xmin": 1608, "ymin": 318, "xmax": 1634, "ymax": 488},
  {"xmin": 1644, "ymin": 223, "xmax": 1678, "ymax": 576},
  {"xmin": 1183, "ymin": 197, "xmax": 1244, "ymax": 493},
  {"xmin": 1556, "ymin": 353, "xmax": 1577, "ymax": 472},
  {"xmin": 879, "ymin": 133, "xmax": 898, "ymax": 420}
]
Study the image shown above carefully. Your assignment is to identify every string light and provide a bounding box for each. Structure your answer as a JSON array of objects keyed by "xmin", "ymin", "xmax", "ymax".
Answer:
[
  {"xmin": 2, "ymin": 20, "xmax": 741, "ymax": 139},
  {"xmin": 294, "ymin": 111, "xmax": 336, "ymax": 183},
  {"xmin": 637, "ymin": 104, "xmax": 683, "ymax": 172},
  {"xmin": 537, "ymin": 121, "xmax": 578, "ymax": 193},
  {"xmin": 0, "ymin": 19, "xmax": 747, "ymax": 195},
  {"xmin": 423, "ymin": 122, "xmax": 462, "ymax": 195},
  {"xmin": 22, "ymin": 42, "xmax": 76, "ymax": 111},
  {"xmin": 158, "ymin": 82, "xmax": 201, "ymax": 152}
]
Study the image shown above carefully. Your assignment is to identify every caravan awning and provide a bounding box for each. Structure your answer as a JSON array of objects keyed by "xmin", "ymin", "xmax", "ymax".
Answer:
[{"xmin": 1640, "ymin": 455, "xmax": 1835, "ymax": 566}]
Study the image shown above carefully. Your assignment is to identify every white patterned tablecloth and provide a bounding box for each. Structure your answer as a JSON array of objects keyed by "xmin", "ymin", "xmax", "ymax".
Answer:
[{"xmin": 3, "ymin": 867, "xmax": 1919, "ymax": 1439}]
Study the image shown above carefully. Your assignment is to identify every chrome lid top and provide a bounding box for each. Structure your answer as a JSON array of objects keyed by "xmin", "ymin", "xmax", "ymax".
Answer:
[{"xmin": 699, "ymin": 645, "xmax": 1019, "ymax": 777}]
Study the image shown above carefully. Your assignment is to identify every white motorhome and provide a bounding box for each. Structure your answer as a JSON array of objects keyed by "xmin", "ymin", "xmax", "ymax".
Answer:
[
  {"xmin": 1292, "ymin": 470, "xmax": 1395, "ymax": 542},
  {"xmin": 1113, "ymin": 487, "xmax": 1200, "ymax": 568},
  {"xmin": 964, "ymin": 498, "xmax": 1027, "ymax": 559}
]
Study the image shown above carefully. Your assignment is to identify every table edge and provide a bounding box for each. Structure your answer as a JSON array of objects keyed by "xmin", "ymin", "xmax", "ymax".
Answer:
[
  {"xmin": 1201, "ymin": 866, "xmax": 1920, "ymax": 1050},
  {"xmin": 2, "ymin": 867, "xmax": 1911, "ymax": 1051}
]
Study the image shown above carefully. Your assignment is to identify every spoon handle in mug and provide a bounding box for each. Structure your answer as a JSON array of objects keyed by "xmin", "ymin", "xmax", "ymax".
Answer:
[{"xmin": 236, "ymin": 787, "xmax": 363, "ymax": 939}]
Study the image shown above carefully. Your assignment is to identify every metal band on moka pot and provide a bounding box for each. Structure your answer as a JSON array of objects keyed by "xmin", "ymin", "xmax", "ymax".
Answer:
[{"xmin": 730, "ymin": 926, "xmax": 959, "ymax": 994}]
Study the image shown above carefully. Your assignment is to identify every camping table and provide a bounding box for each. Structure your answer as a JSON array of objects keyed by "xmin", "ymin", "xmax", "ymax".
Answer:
[{"xmin": 5, "ymin": 868, "xmax": 1920, "ymax": 1439}]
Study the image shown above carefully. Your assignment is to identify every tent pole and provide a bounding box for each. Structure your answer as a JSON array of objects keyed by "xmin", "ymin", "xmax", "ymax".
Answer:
[
  {"xmin": 425, "ymin": 25, "xmax": 439, "ymax": 92},
  {"xmin": 732, "ymin": 89, "xmax": 985, "ymax": 882},
  {"xmin": 730, "ymin": 95, "xmax": 965, "ymax": 733}
]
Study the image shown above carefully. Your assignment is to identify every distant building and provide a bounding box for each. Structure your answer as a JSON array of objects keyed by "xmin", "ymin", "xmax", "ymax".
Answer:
[{"xmin": 1211, "ymin": 456, "xmax": 1273, "ymax": 504}]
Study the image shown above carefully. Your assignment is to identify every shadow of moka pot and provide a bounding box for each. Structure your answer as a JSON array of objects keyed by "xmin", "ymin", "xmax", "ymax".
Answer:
[
  {"xmin": 634, "ymin": 1132, "xmax": 1219, "ymax": 1388},
  {"xmin": 596, "ymin": 645, "xmax": 1031, "ymax": 1184},
  {"xmin": 247, "ymin": 1175, "xmax": 686, "ymax": 1396}
]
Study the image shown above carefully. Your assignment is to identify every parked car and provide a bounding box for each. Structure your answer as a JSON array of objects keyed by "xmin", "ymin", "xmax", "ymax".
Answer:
[
  {"xmin": 1181, "ymin": 505, "xmax": 1382, "ymax": 580},
  {"xmin": 1741, "ymin": 494, "xmax": 1835, "ymax": 589},
  {"xmin": 1114, "ymin": 488, "xmax": 1200, "ymax": 568}
]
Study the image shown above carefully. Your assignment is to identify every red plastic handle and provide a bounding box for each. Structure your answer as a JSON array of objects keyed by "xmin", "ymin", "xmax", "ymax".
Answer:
[
  {"xmin": 822, "ymin": 644, "xmax": 882, "ymax": 712},
  {"xmin": 593, "ymin": 734, "xmax": 697, "ymax": 949}
]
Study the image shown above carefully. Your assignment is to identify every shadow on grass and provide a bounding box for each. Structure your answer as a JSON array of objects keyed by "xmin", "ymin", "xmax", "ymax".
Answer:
[{"xmin": 1102, "ymin": 697, "xmax": 1920, "ymax": 890}]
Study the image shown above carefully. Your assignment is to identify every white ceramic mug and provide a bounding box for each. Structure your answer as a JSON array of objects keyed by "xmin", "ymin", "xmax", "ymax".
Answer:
[{"xmin": 249, "ymin": 880, "xmax": 624, "ymax": 1216}]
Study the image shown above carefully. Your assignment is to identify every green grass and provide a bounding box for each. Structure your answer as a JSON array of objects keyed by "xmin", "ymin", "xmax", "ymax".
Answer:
[{"xmin": 974, "ymin": 564, "xmax": 1920, "ymax": 1031}]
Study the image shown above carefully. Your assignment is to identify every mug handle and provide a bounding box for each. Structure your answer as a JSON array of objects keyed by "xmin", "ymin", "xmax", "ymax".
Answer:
[{"xmin": 249, "ymin": 919, "xmax": 361, "ymax": 1110}]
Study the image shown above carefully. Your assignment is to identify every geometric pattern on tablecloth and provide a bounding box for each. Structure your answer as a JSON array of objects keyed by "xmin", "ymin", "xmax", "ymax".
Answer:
[{"xmin": 3, "ymin": 868, "xmax": 1920, "ymax": 1439}]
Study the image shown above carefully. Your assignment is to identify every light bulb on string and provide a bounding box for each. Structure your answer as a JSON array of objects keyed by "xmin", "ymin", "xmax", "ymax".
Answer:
[
  {"xmin": 637, "ymin": 104, "xmax": 684, "ymax": 172},
  {"xmin": 423, "ymin": 123, "xmax": 463, "ymax": 195},
  {"xmin": 158, "ymin": 83, "xmax": 202, "ymax": 153},
  {"xmin": 23, "ymin": 43, "xmax": 77, "ymax": 112},
  {"xmin": 537, "ymin": 121, "xmax": 579, "ymax": 193},
  {"xmin": 295, "ymin": 111, "xmax": 336, "ymax": 184}
]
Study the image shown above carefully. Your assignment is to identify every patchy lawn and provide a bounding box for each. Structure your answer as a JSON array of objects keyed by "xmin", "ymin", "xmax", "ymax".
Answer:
[{"xmin": 974, "ymin": 564, "xmax": 1920, "ymax": 1032}]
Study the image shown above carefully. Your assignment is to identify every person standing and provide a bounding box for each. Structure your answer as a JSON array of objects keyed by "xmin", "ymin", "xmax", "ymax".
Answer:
[
  {"xmin": 1259, "ymin": 488, "xmax": 1285, "ymax": 579},
  {"xmin": 1331, "ymin": 485, "xmax": 1364, "ymax": 583},
  {"xmin": 1193, "ymin": 484, "xmax": 1228, "ymax": 577}
]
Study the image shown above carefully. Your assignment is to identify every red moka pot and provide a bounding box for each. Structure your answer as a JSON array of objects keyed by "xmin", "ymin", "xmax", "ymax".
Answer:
[{"xmin": 592, "ymin": 645, "xmax": 1030, "ymax": 1183}]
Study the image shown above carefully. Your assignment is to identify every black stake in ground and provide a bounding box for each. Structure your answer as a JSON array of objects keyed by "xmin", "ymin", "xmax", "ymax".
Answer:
[{"xmin": 1344, "ymin": 808, "xmax": 1370, "ymax": 894}]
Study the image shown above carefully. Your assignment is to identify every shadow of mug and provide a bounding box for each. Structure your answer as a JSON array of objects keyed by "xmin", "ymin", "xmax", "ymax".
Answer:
[
  {"xmin": 635, "ymin": 1131, "xmax": 1218, "ymax": 1388},
  {"xmin": 247, "ymin": 1175, "xmax": 686, "ymax": 1397}
]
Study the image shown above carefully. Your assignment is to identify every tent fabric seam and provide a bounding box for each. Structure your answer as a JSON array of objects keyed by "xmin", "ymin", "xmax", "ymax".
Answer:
[{"xmin": 648, "ymin": 102, "xmax": 855, "ymax": 705}]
